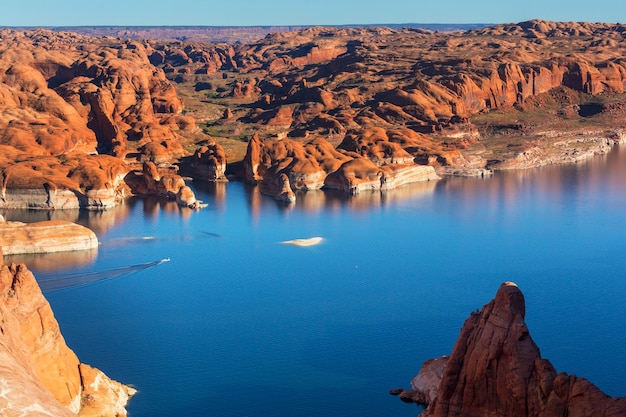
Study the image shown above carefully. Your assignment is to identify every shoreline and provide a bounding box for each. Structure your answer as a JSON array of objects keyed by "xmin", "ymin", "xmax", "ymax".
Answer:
[
  {"xmin": 1, "ymin": 138, "xmax": 622, "ymax": 211},
  {"xmin": 437, "ymin": 129, "xmax": 625, "ymax": 177}
]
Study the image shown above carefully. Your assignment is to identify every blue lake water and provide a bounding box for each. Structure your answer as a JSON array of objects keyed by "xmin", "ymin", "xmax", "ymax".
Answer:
[{"xmin": 3, "ymin": 146, "xmax": 626, "ymax": 416}]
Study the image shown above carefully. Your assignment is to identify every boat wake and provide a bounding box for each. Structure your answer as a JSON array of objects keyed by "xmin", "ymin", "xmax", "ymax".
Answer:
[
  {"xmin": 101, "ymin": 232, "xmax": 223, "ymax": 246},
  {"xmin": 38, "ymin": 258, "xmax": 170, "ymax": 293}
]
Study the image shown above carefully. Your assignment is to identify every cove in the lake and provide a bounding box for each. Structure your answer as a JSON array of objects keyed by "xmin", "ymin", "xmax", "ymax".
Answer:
[{"xmin": 3, "ymin": 147, "xmax": 626, "ymax": 417}]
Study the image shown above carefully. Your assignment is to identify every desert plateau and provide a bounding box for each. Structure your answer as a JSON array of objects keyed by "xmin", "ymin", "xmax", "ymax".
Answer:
[{"xmin": 1, "ymin": 14, "xmax": 626, "ymax": 417}]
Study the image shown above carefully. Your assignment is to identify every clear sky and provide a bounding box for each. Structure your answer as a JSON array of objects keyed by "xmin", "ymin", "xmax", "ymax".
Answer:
[{"xmin": 1, "ymin": 0, "xmax": 625, "ymax": 27}]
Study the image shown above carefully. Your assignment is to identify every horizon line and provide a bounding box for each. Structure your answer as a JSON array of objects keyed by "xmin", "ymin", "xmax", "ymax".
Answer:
[{"xmin": 2, "ymin": 23, "xmax": 491, "ymax": 28}]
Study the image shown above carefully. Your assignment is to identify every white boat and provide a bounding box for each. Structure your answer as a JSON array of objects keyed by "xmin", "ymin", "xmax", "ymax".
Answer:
[{"xmin": 280, "ymin": 237, "xmax": 323, "ymax": 247}]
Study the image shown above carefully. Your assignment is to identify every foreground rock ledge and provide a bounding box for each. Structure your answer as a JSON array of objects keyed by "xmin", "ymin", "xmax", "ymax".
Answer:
[
  {"xmin": 0, "ymin": 216, "xmax": 98, "ymax": 255},
  {"xmin": 399, "ymin": 282, "xmax": 626, "ymax": 417},
  {"xmin": 0, "ymin": 255, "xmax": 135, "ymax": 416}
]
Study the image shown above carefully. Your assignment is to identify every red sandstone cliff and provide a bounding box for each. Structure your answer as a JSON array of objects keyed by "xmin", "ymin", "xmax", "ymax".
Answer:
[
  {"xmin": 0, "ymin": 255, "xmax": 135, "ymax": 416},
  {"xmin": 400, "ymin": 282, "xmax": 626, "ymax": 417}
]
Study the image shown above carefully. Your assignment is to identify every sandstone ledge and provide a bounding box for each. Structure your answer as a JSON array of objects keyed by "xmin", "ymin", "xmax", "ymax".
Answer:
[
  {"xmin": 479, "ymin": 130, "xmax": 626, "ymax": 171},
  {"xmin": 0, "ymin": 219, "xmax": 99, "ymax": 255},
  {"xmin": 0, "ymin": 188, "xmax": 121, "ymax": 210},
  {"xmin": 325, "ymin": 163, "xmax": 440, "ymax": 195}
]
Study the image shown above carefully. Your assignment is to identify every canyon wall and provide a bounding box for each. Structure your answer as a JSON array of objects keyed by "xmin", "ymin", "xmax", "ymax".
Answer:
[{"xmin": 0, "ymin": 256, "xmax": 135, "ymax": 416}]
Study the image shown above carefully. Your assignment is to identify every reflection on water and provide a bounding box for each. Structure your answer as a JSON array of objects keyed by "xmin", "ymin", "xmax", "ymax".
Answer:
[
  {"xmin": 436, "ymin": 146, "xmax": 626, "ymax": 221},
  {"xmin": 0, "ymin": 202, "xmax": 133, "ymax": 236},
  {"xmin": 296, "ymin": 180, "xmax": 438, "ymax": 213},
  {"xmin": 3, "ymin": 248, "xmax": 98, "ymax": 273}
]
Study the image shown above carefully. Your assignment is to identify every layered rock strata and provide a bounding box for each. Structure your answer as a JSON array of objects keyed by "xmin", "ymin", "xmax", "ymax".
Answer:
[
  {"xmin": 399, "ymin": 282, "xmax": 626, "ymax": 417},
  {"xmin": 0, "ymin": 219, "xmax": 98, "ymax": 255},
  {"xmin": 0, "ymin": 260, "xmax": 135, "ymax": 416},
  {"xmin": 0, "ymin": 155, "xmax": 130, "ymax": 210}
]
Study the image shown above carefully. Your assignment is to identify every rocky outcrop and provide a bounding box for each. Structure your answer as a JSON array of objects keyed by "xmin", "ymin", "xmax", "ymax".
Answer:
[
  {"xmin": 0, "ymin": 220, "xmax": 98, "ymax": 255},
  {"xmin": 400, "ymin": 282, "xmax": 626, "ymax": 417},
  {"xmin": 132, "ymin": 161, "xmax": 206, "ymax": 208},
  {"xmin": 0, "ymin": 155, "xmax": 130, "ymax": 210},
  {"xmin": 190, "ymin": 140, "xmax": 228, "ymax": 181},
  {"xmin": 0, "ymin": 29, "xmax": 187, "ymax": 157},
  {"xmin": 145, "ymin": 21, "xmax": 626, "ymax": 174},
  {"xmin": 261, "ymin": 172, "xmax": 296, "ymax": 203},
  {"xmin": 230, "ymin": 22, "xmax": 626, "ymax": 134},
  {"xmin": 324, "ymin": 159, "xmax": 439, "ymax": 194},
  {"xmin": 243, "ymin": 133, "xmax": 439, "ymax": 196},
  {"xmin": 0, "ymin": 261, "xmax": 135, "ymax": 416},
  {"xmin": 488, "ymin": 129, "xmax": 626, "ymax": 170}
]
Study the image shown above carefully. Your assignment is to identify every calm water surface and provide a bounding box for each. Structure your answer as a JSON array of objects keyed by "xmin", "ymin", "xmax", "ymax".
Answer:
[{"xmin": 4, "ymin": 147, "xmax": 626, "ymax": 417}]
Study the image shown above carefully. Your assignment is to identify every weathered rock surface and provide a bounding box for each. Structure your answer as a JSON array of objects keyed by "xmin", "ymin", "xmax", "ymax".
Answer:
[
  {"xmin": 402, "ymin": 282, "xmax": 626, "ymax": 417},
  {"xmin": 489, "ymin": 129, "xmax": 626, "ymax": 170},
  {"xmin": 131, "ymin": 161, "xmax": 206, "ymax": 208},
  {"xmin": 261, "ymin": 172, "xmax": 296, "ymax": 203},
  {"xmin": 5, "ymin": 21, "xmax": 626, "ymax": 206},
  {"xmin": 0, "ymin": 260, "xmax": 135, "ymax": 416},
  {"xmin": 0, "ymin": 219, "xmax": 98, "ymax": 255},
  {"xmin": 189, "ymin": 140, "xmax": 228, "ymax": 181},
  {"xmin": 0, "ymin": 29, "xmax": 200, "ymax": 209},
  {"xmin": 243, "ymin": 133, "xmax": 439, "ymax": 196},
  {"xmin": 0, "ymin": 155, "xmax": 130, "ymax": 210},
  {"xmin": 0, "ymin": 30, "xmax": 188, "ymax": 156},
  {"xmin": 324, "ymin": 159, "xmax": 440, "ymax": 195}
]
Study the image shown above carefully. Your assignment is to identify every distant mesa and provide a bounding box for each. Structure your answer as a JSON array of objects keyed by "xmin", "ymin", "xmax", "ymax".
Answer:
[{"xmin": 397, "ymin": 282, "xmax": 626, "ymax": 417}]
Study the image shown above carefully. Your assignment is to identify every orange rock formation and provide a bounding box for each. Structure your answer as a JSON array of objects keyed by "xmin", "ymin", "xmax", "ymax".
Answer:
[
  {"xmin": 4, "ymin": 21, "xmax": 626, "ymax": 205},
  {"xmin": 243, "ymin": 132, "xmax": 439, "ymax": 198},
  {"xmin": 0, "ymin": 260, "xmax": 135, "ymax": 416},
  {"xmin": 399, "ymin": 282, "xmax": 626, "ymax": 417},
  {"xmin": 131, "ymin": 161, "xmax": 206, "ymax": 208},
  {"xmin": 0, "ymin": 29, "xmax": 200, "ymax": 209},
  {"xmin": 190, "ymin": 140, "xmax": 228, "ymax": 181}
]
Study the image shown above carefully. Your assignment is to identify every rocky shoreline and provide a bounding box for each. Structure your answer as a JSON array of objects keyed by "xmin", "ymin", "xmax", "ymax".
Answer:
[
  {"xmin": 2, "ymin": 20, "xmax": 626, "ymax": 417},
  {"xmin": 487, "ymin": 129, "xmax": 626, "ymax": 171}
]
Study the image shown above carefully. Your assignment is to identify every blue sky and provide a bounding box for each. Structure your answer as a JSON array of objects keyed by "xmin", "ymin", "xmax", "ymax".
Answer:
[{"xmin": 1, "ymin": 0, "xmax": 625, "ymax": 26}]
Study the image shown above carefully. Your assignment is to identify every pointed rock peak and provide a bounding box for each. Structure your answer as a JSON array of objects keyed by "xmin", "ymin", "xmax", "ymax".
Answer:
[
  {"xmin": 494, "ymin": 281, "xmax": 526, "ymax": 319},
  {"xmin": 402, "ymin": 282, "xmax": 626, "ymax": 417}
]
